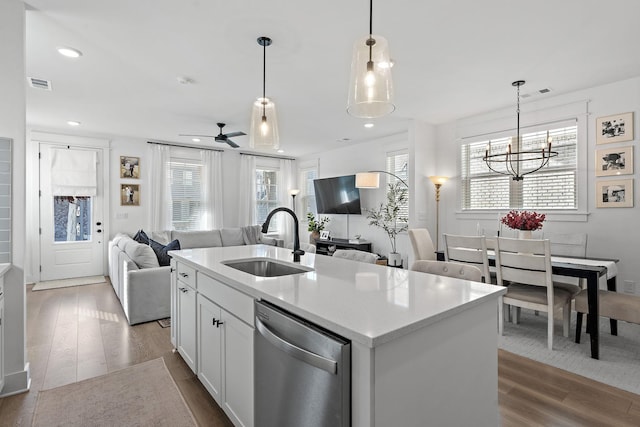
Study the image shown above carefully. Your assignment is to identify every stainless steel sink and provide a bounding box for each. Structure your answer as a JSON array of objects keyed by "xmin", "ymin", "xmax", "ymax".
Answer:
[{"xmin": 222, "ymin": 258, "xmax": 313, "ymax": 277}]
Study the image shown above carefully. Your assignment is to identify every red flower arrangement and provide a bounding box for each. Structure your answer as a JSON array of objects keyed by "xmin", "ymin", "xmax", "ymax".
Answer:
[{"xmin": 501, "ymin": 210, "xmax": 546, "ymax": 231}]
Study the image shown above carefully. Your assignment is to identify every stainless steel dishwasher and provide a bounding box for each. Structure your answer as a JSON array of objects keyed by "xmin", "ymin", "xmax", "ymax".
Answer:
[{"xmin": 254, "ymin": 300, "xmax": 351, "ymax": 427}]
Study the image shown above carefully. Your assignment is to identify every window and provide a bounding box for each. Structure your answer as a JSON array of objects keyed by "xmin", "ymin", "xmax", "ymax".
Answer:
[
  {"xmin": 170, "ymin": 158, "xmax": 203, "ymax": 230},
  {"xmin": 460, "ymin": 125, "xmax": 577, "ymax": 210},
  {"xmin": 386, "ymin": 150, "xmax": 409, "ymax": 218},
  {"xmin": 255, "ymin": 168, "xmax": 279, "ymax": 231},
  {"xmin": 300, "ymin": 167, "xmax": 318, "ymax": 217}
]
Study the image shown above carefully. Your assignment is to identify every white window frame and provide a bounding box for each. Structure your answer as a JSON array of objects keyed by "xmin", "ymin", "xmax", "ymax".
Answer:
[
  {"xmin": 298, "ymin": 159, "xmax": 319, "ymax": 220},
  {"xmin": 455, "ymin": 100, "xmax": 589, "ymax": 222},
  {"xmin": 255, "ymin": 158, "xmax": 280, "ymax": 233},
  {"xmin": 386, "ymin": 149, "xmax": 409, "ymax": 220}
]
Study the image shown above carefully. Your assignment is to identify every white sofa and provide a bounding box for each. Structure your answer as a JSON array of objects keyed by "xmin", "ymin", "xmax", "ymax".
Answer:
[{"xmin": 108, "ymin": 227, "xmax": 282, "ymax": 325}]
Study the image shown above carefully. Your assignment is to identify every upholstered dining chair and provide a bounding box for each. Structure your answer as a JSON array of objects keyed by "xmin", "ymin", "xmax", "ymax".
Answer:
[
  {"xmin": 442, "ymin": 234, "xmax": 491, "ymax": 283},
  {"xmin": 408, "ymin": 228, "xmax": 436, "ymax": 261},
  {"xmin": 495, "ymin": 237, "xmax": 573, "ymax": 350},
  {"xmin": 544, "ymin": 232, "xmax": 588, "ymax": 293},
  {"xmin": 332, "ymin": 249, "xmax": 378, "ymax": 264},
  {"xmin": 410, "ymin": 260, "xmax": 483, "ymax": 282},
  {"xmin": 285, "ymin": 242, "xmax": 316, "ymax": 253}
]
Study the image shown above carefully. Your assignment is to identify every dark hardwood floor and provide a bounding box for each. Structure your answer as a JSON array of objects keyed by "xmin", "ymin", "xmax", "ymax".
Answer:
[{"xmin": 0, "ymin": 280, "xmax": 639, "ymax": 426}]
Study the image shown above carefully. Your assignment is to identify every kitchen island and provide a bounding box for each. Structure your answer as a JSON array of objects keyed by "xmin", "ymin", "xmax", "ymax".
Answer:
[{"xmin": 170, "ymin": 244, "xmax": 506, "ymax": 427}]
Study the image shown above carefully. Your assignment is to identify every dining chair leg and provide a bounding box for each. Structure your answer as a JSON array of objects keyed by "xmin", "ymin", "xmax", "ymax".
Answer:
[
  {"xmin": 513, "ymin": 307, "xmax": 521, "ymax": 324},
  {"xmin": 547, "ymin": 315, "xmax": 554, "ymax": 350},
  {"xmin": 575, "ymin": 312, "xmax": 583, "ymax": 343},
  {"xmin": 498, "ymin": 296, "xmax": 504, "ymax": 336},
  {"xmin": 562, "ymin": 304, "xmax": 570, "ymax": 338}
]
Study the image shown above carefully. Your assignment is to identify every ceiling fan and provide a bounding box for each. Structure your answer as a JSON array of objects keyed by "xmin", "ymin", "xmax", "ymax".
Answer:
[{"xmin": 180, "ymin": 123, "xmax": 246, "ymax": 148}]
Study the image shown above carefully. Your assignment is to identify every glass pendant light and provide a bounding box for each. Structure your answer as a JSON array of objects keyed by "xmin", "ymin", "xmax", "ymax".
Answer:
[
  {"xmin": 250, "ymin": 36, "xmax": 279, "ymax": 150},
  {"xmin": 347, "ymin": 0, "xmax": 395, "ymax": 118}
]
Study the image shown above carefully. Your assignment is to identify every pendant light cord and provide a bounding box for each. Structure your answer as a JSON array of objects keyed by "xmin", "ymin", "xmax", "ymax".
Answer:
[
  {"xmin": 262, "ymin": 41, "xmax": 266, "ymax": 119},
  {"xmin": 367, "ymin": 0, "xmax": 374, "ymax": 65},
  {"xmin": 369, "ymin": 0, "xmax": 373, "ymax": 36}
]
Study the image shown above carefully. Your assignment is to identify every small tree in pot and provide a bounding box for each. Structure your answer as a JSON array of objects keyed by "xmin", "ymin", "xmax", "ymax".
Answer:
[{"xmin": 365, "ymin": 182, "xmax": 408, "ymax": 266}]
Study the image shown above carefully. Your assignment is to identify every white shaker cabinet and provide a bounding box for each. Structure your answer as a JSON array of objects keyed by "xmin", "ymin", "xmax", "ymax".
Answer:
[
  {"xmin": 0, "ymin": 278, "xmax": 4, "ymax": 393},
  {"xmin": 196, "ymin": 293, "xmax": 223, "ymax": 403},
  {"xmin": 176, "ymin": 279, "xmax": 197, "ymax": 373}
]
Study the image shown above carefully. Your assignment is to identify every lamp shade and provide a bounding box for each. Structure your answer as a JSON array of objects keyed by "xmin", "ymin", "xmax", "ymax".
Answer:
[
  {"xmin": 355, "ymin": 172, "xmax": 381, "ymax": 189},
  {"xmin": 347, "ymin": 35, "xmax": 395, "ymax": 119},
  {"xmin": 249, "ymin": 97, "xmax": 279, "ymax": 150},
  {"xmin": 429, "ymin": 176, "xmax": 449, "ymax": 186},
  {"xmin": 288, "ymin": 188, "xmax": 300, "ymax": 196}
]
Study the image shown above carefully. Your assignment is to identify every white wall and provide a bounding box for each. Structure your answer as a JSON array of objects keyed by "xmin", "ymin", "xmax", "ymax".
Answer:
[
  {"xmin": 298, "ymin": 133, "xmax": 418, "ymax": 266},
  {"xmin": 434, "ymin": 76, "xmax": 640, "ymax": 294},
  {"xmin": 0, "ymin": 0, "xmax": 29, "ymax": 396}
]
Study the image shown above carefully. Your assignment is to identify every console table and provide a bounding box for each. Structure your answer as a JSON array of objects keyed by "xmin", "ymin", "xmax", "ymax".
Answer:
[{"xmin": 315, "ymin": 238, "xmax": 372, "ymax": 256}]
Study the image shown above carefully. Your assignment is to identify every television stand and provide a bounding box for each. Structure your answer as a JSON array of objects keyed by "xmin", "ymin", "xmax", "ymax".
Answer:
[{"xmin": 315, "ymin": 238, "xmax": 373, "ymax": 256}]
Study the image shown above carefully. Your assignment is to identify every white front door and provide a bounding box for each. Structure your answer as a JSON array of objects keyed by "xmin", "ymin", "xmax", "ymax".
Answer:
[{"xmin": 39, "ymin": 144, "xmax": 105, "ymax": 281}]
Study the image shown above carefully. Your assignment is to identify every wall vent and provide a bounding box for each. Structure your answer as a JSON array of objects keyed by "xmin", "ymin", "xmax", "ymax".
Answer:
[
  {"xmin": 28, "ymin": 77, "xmax": 52, "ymax": 91},
  {"xmin": 538, "ymin": 88, "xmax": 552, "ymax": 94}
]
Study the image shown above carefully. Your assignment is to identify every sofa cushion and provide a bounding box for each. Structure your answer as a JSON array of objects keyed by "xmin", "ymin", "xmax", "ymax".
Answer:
[
  {"xmin": 172, "ymin": 230, "xmax": 222, "ymax": 249},
  {"xmin": 124, "ymin": 240, "xmax": 160, "ymax": 269},
  {"xmin": 150, "ymin": 239, "xmax": 181, "ymax": 266},
  {"xmin": 117, "ymin": 235, "xmax": 134, "ymax": 250},
  {"xmin": 133, "ymin": 229, "xmax": 150, "ymax": 244},
  {"xmin": 150, "ymin": 230, "xmax": 171, "ymax": 245},
  {"xmin": 221, "ymin": 228, "xmax": 245, "ymax": 246}
]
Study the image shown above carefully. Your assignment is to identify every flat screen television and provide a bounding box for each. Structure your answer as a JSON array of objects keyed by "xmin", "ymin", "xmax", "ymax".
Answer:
[{"xmin": 313, "ymin": 175, "xmax": 362, "ymax": 214}]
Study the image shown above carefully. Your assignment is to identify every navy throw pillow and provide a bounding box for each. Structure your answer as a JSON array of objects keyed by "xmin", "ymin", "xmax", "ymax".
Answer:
[
  {"xmin": 150, "ymin": 239, "xmax": 180, "ymax": 267},
  {"xmin": 133, "ymin": 229, "xmax": 149, "ymax": 245}
]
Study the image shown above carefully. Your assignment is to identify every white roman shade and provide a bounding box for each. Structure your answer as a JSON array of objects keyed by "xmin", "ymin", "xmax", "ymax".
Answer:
[{"xmin": 51, "ymin": 148, "xmax": 97, "ymax": 196}]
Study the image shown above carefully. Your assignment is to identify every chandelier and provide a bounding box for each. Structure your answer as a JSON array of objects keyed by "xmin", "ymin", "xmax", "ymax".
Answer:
[{"xmin": 482, "ymin": 80, "xmax": 557, "ymax": 181}]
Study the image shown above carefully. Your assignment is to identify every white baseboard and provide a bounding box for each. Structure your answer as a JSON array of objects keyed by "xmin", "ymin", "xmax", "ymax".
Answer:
[{"xmin": 0, "ymin": 363, "xmax": 31, "ymax": 397}]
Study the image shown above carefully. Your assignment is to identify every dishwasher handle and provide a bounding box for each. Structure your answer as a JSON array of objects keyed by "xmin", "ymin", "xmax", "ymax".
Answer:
[{"xmin": 256, "ymin": 316, "xmax": 337, "ymax": 375}]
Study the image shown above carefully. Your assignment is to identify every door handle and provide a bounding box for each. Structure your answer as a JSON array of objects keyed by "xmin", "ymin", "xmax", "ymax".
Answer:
[{"xmin": 255, "ymin": 317, "xmax": 337, "ymax": 374}]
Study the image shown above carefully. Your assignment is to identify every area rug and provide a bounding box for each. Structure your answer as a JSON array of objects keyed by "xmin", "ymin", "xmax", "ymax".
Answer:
[
  {"xmin": 158, "ymin": 317, "xmax": 171, "ymax": 328},
  {"xmin": 499, "ymin": 310, "xmax": 640, "ymax": 395},
  {"xmin": 32, "ymin": 275, "xmax": 106, "ymax": 291},
  {"xmin": 32, "ymin": 358, "xmax": 197, "ymax": 427}
]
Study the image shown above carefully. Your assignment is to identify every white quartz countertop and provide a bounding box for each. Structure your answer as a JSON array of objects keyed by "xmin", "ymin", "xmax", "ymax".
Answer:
[{"xmin": 170, "ymin": 245, "xmax": 505, "ymax": 348}]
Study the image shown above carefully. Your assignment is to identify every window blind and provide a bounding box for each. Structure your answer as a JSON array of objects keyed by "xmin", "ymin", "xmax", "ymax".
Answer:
[
  {"xmin": 386, "ymin": 151, "xmax": 409, "ymax": 218},
  {"xmin": 170, "ymin": 158, "xmax": 203, "ymax": 230}
]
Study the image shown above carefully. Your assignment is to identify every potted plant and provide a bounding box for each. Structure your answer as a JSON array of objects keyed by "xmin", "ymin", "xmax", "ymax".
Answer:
[
  {"xmin": 365, "ymin": 182, "xmax": 408, "ymax": 266},
  {"xmin": 500, "ymin": 210, "xmax": 545, "ymax": 239},
  {"xmin": 307, "ymin": 212, "xmax": 330, "ymax": 243}
]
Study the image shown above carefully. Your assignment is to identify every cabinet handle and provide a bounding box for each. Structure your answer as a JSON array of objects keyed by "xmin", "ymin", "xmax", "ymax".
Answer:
[
  {"xmin": 212, "ymin": 317, "xmax": 217, "ymax": 326},
  {"xmin": 178, "ymin": 287, "xmax": 188, "ymax": 293},
  {"xmin": 180, "ymin": 273, "xmax": 189, "ymax": 278},
  {"xmin": 215, "ymin": 320, "xmax": 224, "ymax": 328},
  {"xmin": 170, "ymin": 267, "xmax": 175, "ymax": 273}
]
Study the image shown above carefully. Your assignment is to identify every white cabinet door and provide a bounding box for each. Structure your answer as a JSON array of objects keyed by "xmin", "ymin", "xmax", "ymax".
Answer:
[
  {"xmin": 197, "ymin": 294, "xmax": 223, "ymax": 404},
  {"xmin": 0, "ymin": 297, "xmax": 4, "ymax": 393},
  {"xmin": 177, "ymin": 281, "xmax": 197, "ymax": 373},
  {"xmin": 222, "ymin": 310, "xmax": 254, "ymax": 427}
]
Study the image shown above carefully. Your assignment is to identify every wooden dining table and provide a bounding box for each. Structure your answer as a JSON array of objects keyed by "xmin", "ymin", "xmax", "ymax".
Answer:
[{"xmin": 437, "ymin": 251, "xmax": 618, "ymax": 359}]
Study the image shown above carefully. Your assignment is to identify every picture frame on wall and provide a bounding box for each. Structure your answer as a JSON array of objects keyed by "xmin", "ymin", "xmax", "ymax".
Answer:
[
  {"xmin": 120, "ymin": 156, "xmax": 140, "ymax": 179},
  {"xmin": 121, "ymin": 184, "xmax": 140, "ymax": 206},
  {"xmin": 596, "ymin": 112, "xmax": 634, "ymax": 144},
  {"xmin": 595, "ymin": 146, "xmax": 633, "ymax": 177},
  {"xmin": 596, "ymin": 179, "xmax": 633, "ymax": 208}
]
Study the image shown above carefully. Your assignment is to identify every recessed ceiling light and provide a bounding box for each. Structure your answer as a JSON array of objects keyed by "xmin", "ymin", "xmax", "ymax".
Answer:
[
  {"xmin": 67, "ymin": 120, "xmax": 81, "ymax": 126},
  {"xmin": 57, "ymin": 47, "xmax": 83, "ymax": 58},
  {"xmin": 192, "ymin": 138, "xmax": 201, "ymax": 142},
  {"xmin": 277, "ymin": 149, "xmax": 284, "ymax": 153},
  {"xmin": 364, "ymin": 123, "xmax": 374, "ymax": 128}
]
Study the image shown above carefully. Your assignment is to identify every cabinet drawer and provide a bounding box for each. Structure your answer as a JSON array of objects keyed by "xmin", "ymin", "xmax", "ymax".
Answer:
[
  {"xmin": 176, "ymin": 263, "xmax": 196, "ymax": 288},
  {"xmin": 198, "ymin": 273, "xmax": 254, "ymax": 325}
]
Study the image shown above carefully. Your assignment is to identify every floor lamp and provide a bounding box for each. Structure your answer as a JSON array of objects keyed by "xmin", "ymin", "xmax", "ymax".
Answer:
[
  {"xmin": 429, "ymin": 176, "xmax": 448, "ymax": 251},
  {"xmin": 288, "ymin": 189, "xmax": 300, "ymax": 213}
]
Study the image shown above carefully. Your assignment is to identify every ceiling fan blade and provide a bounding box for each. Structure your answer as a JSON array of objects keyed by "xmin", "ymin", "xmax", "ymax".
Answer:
[
  {"xmin": 224, "ymin": 131, "xmax": 246, "ymax": 138},
  {"xmin": 226, "ymin": 139, "xmax": 240, "ymax": 148},
  {"xmin": 179, "ymin": 134, "xmax": 216, "ymax": 138}
]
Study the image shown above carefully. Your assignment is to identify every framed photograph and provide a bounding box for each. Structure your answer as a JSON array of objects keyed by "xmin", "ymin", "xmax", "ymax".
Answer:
[
  {"xmin": 120, "ymin": 184, "xmax": 140, "ymax": 206},
  {"xmin": 120, "ymin": 156, "xmax": 140, "ymax": 179},
  {"xmin": 595, "ymin": 146, "xmax": 633, "ymax": 176},
  {"xmin": 596, "ymin": 112, "xmax": 634, "ymax": 144},
  {"xmin": 596, "ymin": 179, "xmax": 633, "ymax": 208},
  {"xmin": 319, "ymin": 230, "xmax": 330, "ymax": 240}
]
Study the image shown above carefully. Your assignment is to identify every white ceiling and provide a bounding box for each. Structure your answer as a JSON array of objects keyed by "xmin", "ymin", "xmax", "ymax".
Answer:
[{"xmin": 24, "ymin": 0, "xmax": 640, "ymax": 157}]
